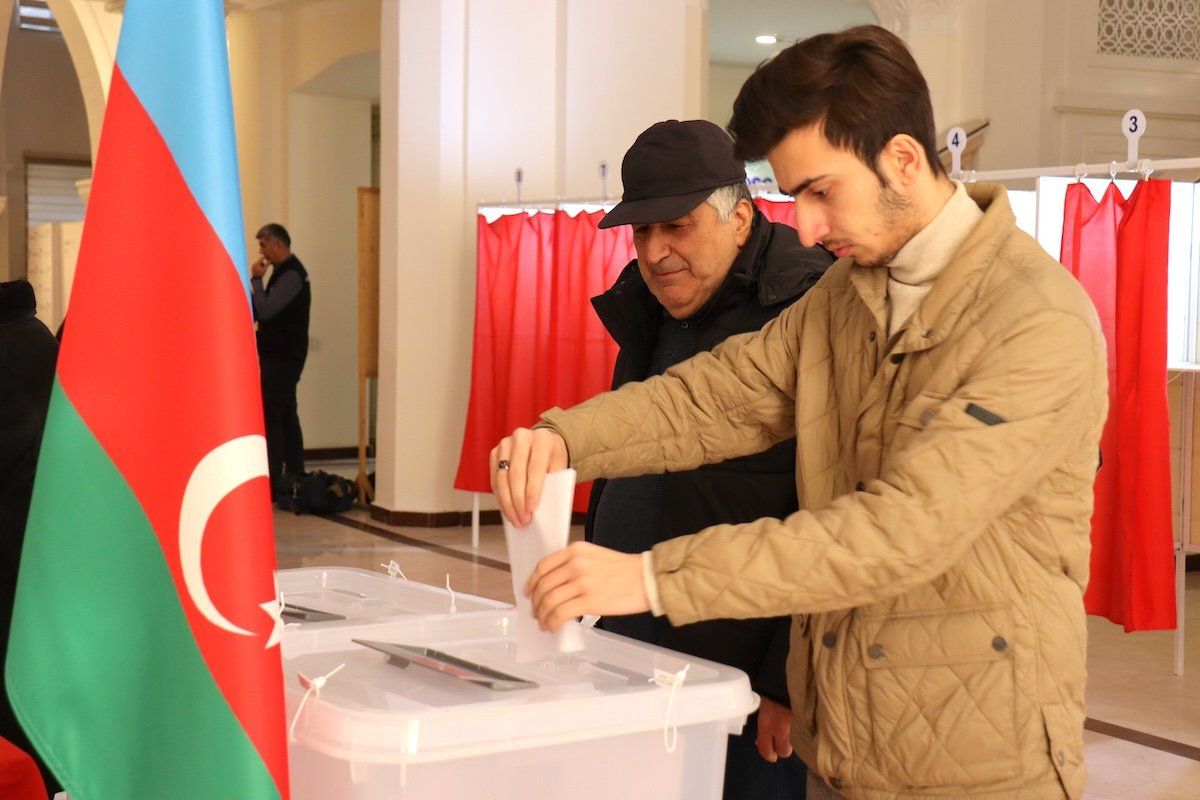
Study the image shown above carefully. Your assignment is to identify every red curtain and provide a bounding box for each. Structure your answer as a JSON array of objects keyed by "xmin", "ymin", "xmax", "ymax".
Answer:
[
  {"xmin": 455, "ymin": 210, "xmax": 634, "ymax": 511},
  {"xmin": 755, "ymin": 197, "xmax": 796, "ymax": 227},
  {"xmin": 1059, "ymin": 180, "xmax": 1175, "ymax": 631}
]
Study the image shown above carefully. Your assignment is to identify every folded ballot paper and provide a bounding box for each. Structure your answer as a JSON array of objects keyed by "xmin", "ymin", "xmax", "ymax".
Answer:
[{"xmin": 503, "ymin": 468, "xmax": 586, "ymax": 661}]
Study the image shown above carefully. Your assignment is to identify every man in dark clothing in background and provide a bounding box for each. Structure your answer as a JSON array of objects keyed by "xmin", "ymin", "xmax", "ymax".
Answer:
[
  {"xmin": 587, "ymin": 120, "xmax": 833, "ymax": 799},
  {"xmin": 252, "ymin": 223, "xmax": 311, "ymax": 498},
  {"xmin": 0, "ymin": 279, "xmax": 60, "ymax": 795}
]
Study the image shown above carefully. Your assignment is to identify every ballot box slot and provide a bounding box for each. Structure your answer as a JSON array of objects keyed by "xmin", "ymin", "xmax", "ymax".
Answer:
[
  {"xmin": 282, "ymin": 603, "xmax": 347, "ymax": 623},
  {"xmin": 354, "ymin": 639, "xmax": 538, "ymax": 691}
]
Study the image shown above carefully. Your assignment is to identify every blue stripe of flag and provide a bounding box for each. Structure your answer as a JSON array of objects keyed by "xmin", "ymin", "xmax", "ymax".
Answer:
[{"xmin": 114, "ymin": 0, "xmax": 251, "ymax": 302}]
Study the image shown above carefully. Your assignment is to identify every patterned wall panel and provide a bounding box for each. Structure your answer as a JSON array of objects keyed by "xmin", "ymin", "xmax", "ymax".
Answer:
[{"xmin": 1097, "ymin": 0, "xmax": 1200, "ymax": 61}]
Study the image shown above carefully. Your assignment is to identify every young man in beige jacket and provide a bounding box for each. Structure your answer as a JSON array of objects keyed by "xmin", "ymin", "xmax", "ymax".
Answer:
[{"xmin": 492, "ymin": 25, "xmax": 1107, "ymax": 800}]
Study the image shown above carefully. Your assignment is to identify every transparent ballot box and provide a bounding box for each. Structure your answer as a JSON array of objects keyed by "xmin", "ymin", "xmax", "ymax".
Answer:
[
  {"xmin": 284, "ymin": 620, "xmax": 758, "ymax": 800},
  {"xmin": 276, "ymin": 566, "xmax": 513, "ymax": 636}
]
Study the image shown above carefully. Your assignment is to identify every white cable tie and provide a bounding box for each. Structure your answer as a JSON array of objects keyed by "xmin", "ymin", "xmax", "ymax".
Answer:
[
  {"xmin": 289, "ymin": 663, "xmax": 346, "ymax": 741},
  {"xmin": 380, "ymin": 560, "xmax": 407, "ymax": 580},
  {"xmin": 650, "ymin": 663, "xmax": 690, "ymax": 752},
  {"xmin": 446, "ymin": 574, "xmax": 457, "ymax": 613}
]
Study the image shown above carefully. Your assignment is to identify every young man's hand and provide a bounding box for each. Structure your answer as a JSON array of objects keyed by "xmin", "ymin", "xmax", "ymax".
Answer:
[
  {"xmin": 525, "ymin": 542, "xmax": 648, "ymax": 631},
  {"xmin": 490, "ymin": 427, "xmax": 569, "ymax": 526}
]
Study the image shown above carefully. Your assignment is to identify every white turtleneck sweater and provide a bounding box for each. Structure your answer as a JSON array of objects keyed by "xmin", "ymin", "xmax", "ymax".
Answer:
[{"xmin": 885, "ymin": 181, "xmax": 983, "ymax": 337}]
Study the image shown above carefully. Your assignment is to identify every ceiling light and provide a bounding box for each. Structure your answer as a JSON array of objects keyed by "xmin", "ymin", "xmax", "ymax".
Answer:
[{"xmin": 755, "ymin": 34, "xmax": 778, "ymax": 45}]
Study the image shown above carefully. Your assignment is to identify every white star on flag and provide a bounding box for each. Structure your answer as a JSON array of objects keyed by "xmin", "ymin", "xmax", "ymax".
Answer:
[{"xmin": 260, "ymin": 583, "xmax": 285, "ymax": 649}]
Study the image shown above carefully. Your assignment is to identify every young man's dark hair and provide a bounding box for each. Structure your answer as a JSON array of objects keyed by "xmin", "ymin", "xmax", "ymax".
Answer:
[
  {"xmin": 256, "ymin": 222, "xmax": 291, "ymax": 247},
  {"xmin": 729, "ymin": 25, "xmax": 944, "ymax": 182}
]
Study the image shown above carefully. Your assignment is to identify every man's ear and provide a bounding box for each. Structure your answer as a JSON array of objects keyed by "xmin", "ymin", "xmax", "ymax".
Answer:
[
  {"xmin": 733, "ymin": 197, "xmax": 755, "ymax": 247},
  {"xmin": 878, "ymin": 134, "xmax": 927, "ymax": 188}
]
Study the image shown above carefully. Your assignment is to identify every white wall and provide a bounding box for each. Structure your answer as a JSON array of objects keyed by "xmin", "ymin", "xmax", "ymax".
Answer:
[
  {"xmin": 562, "ymin": 0, "xmax": 703, "ymax": 198},
  {"xmin": 287, "ymin": 92, "xmax": 372, "ymax": 449},
  {"xmin": 707, "ymin": 61, "xmax": 752, "ymax": 129},
  {"xmin": 976, "ymin": 0, "xmax": 1053, "ymax": 171},
  {"xmin": 465, "ymin": 0, "xmax": 558, "ymax": 202},
  {"xmin": 1042, "ymin": 0, "xmax": 1200, "ymax": 170},
  {"xmin": 229, "ymin": 0, "xmax": 380, "ymax": 263},
  {"xmin": 913, "ymin": 0, "xmax": 1200, "ymax": 174}
]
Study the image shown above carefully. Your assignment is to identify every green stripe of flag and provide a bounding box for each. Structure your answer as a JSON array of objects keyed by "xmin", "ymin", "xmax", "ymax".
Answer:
[{"xmin": 5, "ymin": 380, "xmax": 280, "ymax": 800}]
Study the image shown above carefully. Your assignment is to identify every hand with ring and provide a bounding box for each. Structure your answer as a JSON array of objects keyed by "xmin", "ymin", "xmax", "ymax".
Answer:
[{"xmin": 490, "ymin": 427, "xmax": 569, "ymax": 526}]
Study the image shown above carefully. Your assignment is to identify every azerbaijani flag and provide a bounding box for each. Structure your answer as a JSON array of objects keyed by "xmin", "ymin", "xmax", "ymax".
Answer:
[{"xmin": 4, "ymin": 1, "xmax": 290, "ymax": 798}]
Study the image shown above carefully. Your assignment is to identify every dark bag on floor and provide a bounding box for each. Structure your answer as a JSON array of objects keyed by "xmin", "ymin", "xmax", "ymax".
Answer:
[{"xmin": 279, "ymin": 470, "xmax": 357, "ymax": 515}]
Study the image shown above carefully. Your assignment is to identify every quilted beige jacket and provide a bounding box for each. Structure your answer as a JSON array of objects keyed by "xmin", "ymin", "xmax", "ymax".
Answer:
[{"xmin": 541, "ymin": 184, "xmax": 1107, "ymax": 799}]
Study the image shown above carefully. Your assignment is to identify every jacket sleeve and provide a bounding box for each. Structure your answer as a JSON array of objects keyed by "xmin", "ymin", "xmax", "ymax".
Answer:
[
  {"xmin": 753, "ymin": 617, "xmax": 792, "ymax": 707},
  {"xmin": 251, "ymin": 271, "xmax": 303, "ymax": 321},
  {"xmin": 540, "ymin": 292, "xmax": 807, "ymax": 480},
  {"xmin": 648, "ymin": 309, "xmax": 1106, "ymax": 624}
]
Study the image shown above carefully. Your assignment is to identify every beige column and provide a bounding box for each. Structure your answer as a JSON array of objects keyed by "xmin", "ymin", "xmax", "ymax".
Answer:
[
  {"xmin": 375, "ymin": 0, "xmax": 471, "ymax": 515},
  {"xmin": 375, "ymin": 0, "xmax": 707, "ymax": 518}
]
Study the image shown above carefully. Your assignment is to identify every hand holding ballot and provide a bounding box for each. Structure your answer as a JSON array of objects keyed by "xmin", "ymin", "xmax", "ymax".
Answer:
[
  {"xmin": 524, "ymin": 542, "xmax": 649, "ymax": 632},
  {"xmin": 489, "ymin": 426, "xmax": 569, "ymax": 526},
  {"xmin": 492, "ymin": 427, "xmax": 649, "ymax": 633}
]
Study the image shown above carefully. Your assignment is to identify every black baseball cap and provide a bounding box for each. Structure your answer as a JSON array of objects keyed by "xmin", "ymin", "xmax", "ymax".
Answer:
[{"xmin": 598, "ymin": 120, "xmax": 747, "ymax": 229}]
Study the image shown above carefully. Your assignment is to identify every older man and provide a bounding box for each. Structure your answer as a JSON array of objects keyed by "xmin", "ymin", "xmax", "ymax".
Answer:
[
  {"xmin": 493, "ymin": 26, "xmax": 1107, "ymax": 800},
  {"xmin": 587, "ymin": 119, "xmax": 831, "ymax": 799}
]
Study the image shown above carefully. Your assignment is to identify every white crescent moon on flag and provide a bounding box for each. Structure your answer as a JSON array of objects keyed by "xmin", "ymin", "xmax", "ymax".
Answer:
[{"xmin": 178, "ymin": 434, "xmax": 269, "ymax": 637}]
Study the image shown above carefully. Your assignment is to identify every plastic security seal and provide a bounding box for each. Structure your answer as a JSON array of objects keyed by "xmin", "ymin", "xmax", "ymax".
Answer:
[
  {"xmin": 379, "ymin": 560, "xmax": 407, "ymax": 580},
  {"xmin": 651, "ymin": 663, "xmax": 691, "ymax": 753},
  {"xmin": 289, "ymin": 662, "xmax": 346, "ymax": 741}
]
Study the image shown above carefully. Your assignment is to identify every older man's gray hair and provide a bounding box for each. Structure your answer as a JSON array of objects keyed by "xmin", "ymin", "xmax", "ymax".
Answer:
[{"xmin": 705, "ymin": 181, "xmax": 754, "ymax": 222}]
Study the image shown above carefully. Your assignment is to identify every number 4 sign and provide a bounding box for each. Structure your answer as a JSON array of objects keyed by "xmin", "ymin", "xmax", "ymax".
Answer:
[{"xmin": 946, "ymin": 126, "xmax": 966, "ymax": 179}]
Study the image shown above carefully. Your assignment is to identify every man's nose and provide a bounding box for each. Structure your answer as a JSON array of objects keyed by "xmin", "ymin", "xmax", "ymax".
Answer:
[
  {"xmin": 642, "ymin": 228, "xmax": 671, "ymax": 264},
  {"xmin": 795, "ymin": 206, "xmax": 829, "ymax": 249}
]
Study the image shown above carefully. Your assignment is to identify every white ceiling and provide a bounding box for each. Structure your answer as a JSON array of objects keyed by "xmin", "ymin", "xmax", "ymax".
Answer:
[{"xmin": 708, "ymin": 0, "xmax": 879, "ymax": 65}]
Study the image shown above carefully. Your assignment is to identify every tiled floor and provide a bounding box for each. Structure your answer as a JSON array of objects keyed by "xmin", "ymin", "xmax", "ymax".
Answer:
[{"xmin": 275, "ymin": 504, "xmax": 1200, "ymax": 799}]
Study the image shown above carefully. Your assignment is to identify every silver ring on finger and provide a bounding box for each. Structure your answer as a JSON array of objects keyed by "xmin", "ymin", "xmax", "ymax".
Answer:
[{"xmin": 497, "ymin": 459, "xmax": 511, "ymax": 471}]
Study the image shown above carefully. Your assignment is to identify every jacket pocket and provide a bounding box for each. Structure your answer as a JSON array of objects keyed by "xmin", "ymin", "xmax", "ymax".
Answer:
[
  {"xmin": 891, "ymin": 391, "xmax": 947, "ymax": 453},
  {"xmin": 1041, "ymin": 703, "xmax": 1085, "ymax": 799},
  {"xmin": 859, "ymin": 604, "xmax": 1020, "ymax": 788},
  {"xmin": 896, "ymin": 390, "xmax": 949, "ymax": 430}
]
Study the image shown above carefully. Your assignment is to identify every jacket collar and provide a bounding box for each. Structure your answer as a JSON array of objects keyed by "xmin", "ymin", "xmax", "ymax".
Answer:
[
  {"xmin": 849, "ymin": 182, "xmax": 1015, "ymax": 354},
  {"xmin": 691, "ymin": 210, "xmax": 773, "ymax": 321}
]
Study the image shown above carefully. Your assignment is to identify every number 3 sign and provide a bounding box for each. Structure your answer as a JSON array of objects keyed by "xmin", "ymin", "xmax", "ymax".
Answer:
[{"xmin": 1122, "ymin": 109, "xmax": 1145, "ymax": 166}]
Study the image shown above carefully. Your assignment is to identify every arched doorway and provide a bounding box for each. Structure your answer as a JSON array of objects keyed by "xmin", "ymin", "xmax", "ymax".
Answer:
[{"xmin": 0, "ymin": 0, "xmax": 103, "ymax": 289}]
